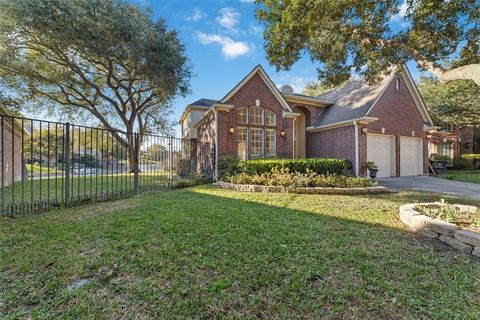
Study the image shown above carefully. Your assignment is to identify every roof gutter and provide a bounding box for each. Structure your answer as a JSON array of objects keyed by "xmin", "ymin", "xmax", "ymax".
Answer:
[{"xmin": 306, "ymin": 116, "xmax": 379, "ymax": 132}]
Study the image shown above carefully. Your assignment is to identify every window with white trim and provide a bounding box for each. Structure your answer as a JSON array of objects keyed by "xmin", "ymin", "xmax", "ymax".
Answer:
[
  {"xmin": 237, "ymin": 127, "xmax": 247, "ymax": 160},
  {"xmin": 265, "ymin": 128, "xmax": 276, "ymax": 157},
  {"xmin": 238, "ymin": 107, "xmax": 248, "ymax": 124},
  {"xmin": 250, "ymin": 128, "xmax": 264, "ymax": 158},
  {"xmin": 250, "ymin": 106, "xmax": 264, "ymax": 125},
  {"xmin": 438, "ymin": 142, "xmax": 453, "ymax": 158},
  {"xmin": 265, "ymin": 109, "xmax": 276, "ymax": 126}
]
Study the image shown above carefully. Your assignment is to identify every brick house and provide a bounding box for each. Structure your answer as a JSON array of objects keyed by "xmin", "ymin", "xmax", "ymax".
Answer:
[
  {"xmin": 0, "ymin": 106, "xmax": 24, "ymax": 187},
  {"xmin": 180, "ymin": 65, "xmax": 435, "ymax": 178},
  {"xmin": 428, "ymin": 124, "xmax": 480, "ymax": 166}
]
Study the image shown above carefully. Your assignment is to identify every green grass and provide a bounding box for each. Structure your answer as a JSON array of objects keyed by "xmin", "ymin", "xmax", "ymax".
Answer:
[
  {"xmin": 0, "ymin": 172, "xmax": 186, "ymax": 213},
  {"xmin": 1, "ymin": 186, "xmax": 480, "ymax": 318},
  {"xmin": 439, "ymin": 169, "xmax": 480, "ymax": 184},
  {"xmin": 26, "ymin": 163, "xmax": 62, "ymax": 174}
]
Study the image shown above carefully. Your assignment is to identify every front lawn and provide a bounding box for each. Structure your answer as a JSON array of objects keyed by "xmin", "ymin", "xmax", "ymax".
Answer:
[
  {"xmin": 439, "ymin": 169, "xmax": 480, "ymax": 184},
  {"xmin": 1, "ymin": 186, "xmax": 480, "ymax": 318}
]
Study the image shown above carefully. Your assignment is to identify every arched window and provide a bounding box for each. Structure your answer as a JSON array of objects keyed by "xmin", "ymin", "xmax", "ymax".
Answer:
[
  {"xmin": 236, "ymin": 106, "xmax": 277, "ymax": 159},
  {"xmin": 265, "ymin": 109, "xmax": 276, "ymax": 126}
]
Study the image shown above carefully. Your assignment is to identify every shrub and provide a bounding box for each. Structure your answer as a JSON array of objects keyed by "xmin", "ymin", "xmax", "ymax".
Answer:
[
  {"xmin": 461, "ymin": 154, "xmax": 480, "ymax": 161},
  {"xmin": 238, "ymin": 158, "xmax": 346, "ymax": 175},
  {"xmin": 217, "ymin": 155, "xmax": 239, "ymax": 179},
  {"xmin": 227, "ymin": 168, "xmax": 374, "ymax": 188}
]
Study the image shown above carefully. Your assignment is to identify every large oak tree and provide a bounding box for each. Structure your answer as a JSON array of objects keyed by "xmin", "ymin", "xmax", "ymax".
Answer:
[
  {"xmin": 256, "ymin": 0, "xmax": 480, "ymax": 86},
  {"xmin": 0, "ymin": 0, "xmax": 191, "ymax": 171}
]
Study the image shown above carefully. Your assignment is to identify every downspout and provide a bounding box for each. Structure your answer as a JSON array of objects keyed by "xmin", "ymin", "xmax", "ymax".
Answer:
[
  {"xmin": 353, "ymin": 121, "xmax": 359, "ymax": 177},
  {"xmin": 214, "ymin": 108, "xmax": 219, "ymax": 180}
]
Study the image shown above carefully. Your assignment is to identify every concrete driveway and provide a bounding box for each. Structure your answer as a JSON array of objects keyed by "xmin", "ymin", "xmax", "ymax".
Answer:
[{"xmin": 379, "ymin": 176, "xmax": 480, "ymax": 199}]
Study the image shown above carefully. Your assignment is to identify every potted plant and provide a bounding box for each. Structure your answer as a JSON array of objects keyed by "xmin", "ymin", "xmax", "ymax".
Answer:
[{"xmin": 365, "ymin": 161, "xmax": 379, "ymax": 179}]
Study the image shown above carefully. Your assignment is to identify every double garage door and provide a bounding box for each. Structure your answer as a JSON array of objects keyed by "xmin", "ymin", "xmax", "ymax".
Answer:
[{"xmin": 367, "ymin": 134, "xmax": 423, "ymax": 177}]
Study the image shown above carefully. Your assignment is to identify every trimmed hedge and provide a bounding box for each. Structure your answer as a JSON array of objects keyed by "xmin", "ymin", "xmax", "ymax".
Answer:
[
  {"xmin": 238, "ymin": 158, "xmax": 347, "ymax": 175},
  {"xmin": 461, "ymin": 154, "xmax": 480, "ymax": 161}
]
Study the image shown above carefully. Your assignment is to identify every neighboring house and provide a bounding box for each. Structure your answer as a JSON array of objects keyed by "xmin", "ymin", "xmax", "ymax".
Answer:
[
  {"xmin": 0, "ymin": 107, "xmax": 23, "ymax": 187},
  {"xmin": 429, "ymin": 124, "xmax": 480, "ymax": 162},
  {"xmin": 180, "ymin": 65, "xmax": 435, "ymax": 178}
]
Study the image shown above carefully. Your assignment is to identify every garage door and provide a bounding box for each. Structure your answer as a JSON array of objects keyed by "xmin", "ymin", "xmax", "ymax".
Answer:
[
  {"xmin": 367, "ymin": 134, "xmax": 395, "ymax": 178},
  {"xmin": 400, "ymin": 137, "xmax": 423, "ymax": 176}
]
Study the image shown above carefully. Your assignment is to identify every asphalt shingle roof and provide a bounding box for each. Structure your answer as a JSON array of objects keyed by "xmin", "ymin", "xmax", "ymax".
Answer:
[
  {"xmin": 311, "ymin": 74, "xmax": 393, "ymax": 127},
  {"xmin": 189, "ymin": 98, "xmax": 218, "ymax": 108}
]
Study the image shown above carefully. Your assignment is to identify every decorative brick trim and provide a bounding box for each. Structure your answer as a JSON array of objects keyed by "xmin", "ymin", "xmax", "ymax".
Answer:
[
  {"xmin": 216, "ymin": 181, "xmax": 388, "ymax": 195},
  {"xmin": 399, "ymin": 203, "xmax": 480, "ymax": 256}
]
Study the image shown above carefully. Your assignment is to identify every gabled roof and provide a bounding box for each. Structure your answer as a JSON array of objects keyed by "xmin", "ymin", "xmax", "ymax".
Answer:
[
  {"xmin": 179, "ymin": 98, "xmax": 218, "ymax": 124},
  {"xmin": 310, "ymin": 65, "xmax": 434, "ymax": 128},
  {"xmin": 220, "ymin": 65, "xmax": 293, "ymax": 112}
]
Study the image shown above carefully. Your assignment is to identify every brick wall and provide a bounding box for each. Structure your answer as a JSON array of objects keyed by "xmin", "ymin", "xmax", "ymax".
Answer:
[
  {"xmin": 217, "ymin": 73, "xmax": 294, "ymax": 159},
  {"xmin": 363, "ymin": 74, "xmax": 429, "ymax": 175},
  {"xmin": 0, "ymin": 122, "xmax": 23, "ymax": 187},
  {"xmin": 308, "ymin": 125, "xmax": 356, "ymax": 165}
]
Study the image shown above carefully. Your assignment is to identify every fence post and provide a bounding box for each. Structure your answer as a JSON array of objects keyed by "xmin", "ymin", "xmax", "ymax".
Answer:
[
  {"xmin": 64, "ymin": 122, "xmax": 70, "ymax": 206},
  {"xmin": 168, "ymin": 136, "xmax": 173, "ymax": 189},
  {"xmin": 133, "ymin": 132, "xmax": 139, "ymax": 195}
]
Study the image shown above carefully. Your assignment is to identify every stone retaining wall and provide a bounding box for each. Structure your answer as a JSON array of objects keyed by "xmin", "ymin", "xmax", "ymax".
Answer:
[
  {"xmin": 399, "ymin": 203, "xmax": 480, "ymax": 257},
  {"xmin": 216, "ymin": 181, "xmax": 388, "ymax": 195}
]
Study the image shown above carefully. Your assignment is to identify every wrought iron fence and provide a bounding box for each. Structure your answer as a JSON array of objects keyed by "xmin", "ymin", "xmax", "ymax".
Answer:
[{"xmin": 0, "ymin": 115, "xmax": 214, "ymax": 216}]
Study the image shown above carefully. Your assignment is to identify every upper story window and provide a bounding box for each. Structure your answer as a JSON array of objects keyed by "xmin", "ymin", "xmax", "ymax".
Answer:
[
  {"xmin": 238, "ymin": 107, "xmax": 248, "ymax": 124},
  {"xmin": 250, "ymin": 106, "xmax": 264, "ymax": 125},
  {"xmin": 396, "ymin": 78, "xmax": 400, "ymax": 90},
  {"xmin": 265, "ymin": 109, "xmax": 276, "ymax": 126}
]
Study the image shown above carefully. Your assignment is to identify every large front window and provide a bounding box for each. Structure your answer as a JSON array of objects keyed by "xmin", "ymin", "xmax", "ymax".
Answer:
[{"xmin": 236, "ymin": 106, "xmax": 277, "ymax": 159}]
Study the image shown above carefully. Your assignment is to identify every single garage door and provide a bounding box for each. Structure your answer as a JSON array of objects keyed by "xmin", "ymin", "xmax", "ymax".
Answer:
[
  {"xmin": 400, "ymin": 137, "xmax": 423, "ymax": 176},
  {"xmin": 367, "ymin": 134, "xmax": 395, "ymax": 178}
]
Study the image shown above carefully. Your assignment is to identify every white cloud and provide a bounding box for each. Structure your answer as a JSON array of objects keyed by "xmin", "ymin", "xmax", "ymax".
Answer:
[
  {"xmin": 240, "ymin": 0, "xmax": 255, "ymax": 3},
  {"xmin": 196, "ymin": 32, "xmax": 253, "ymax": 59},
  {"xmin": 391, "ymin": 1, "xmax": 408, "ymax": 22},
  {"xmin": 216, "ymin": 7, "xmax": 240, "ymax": 32},
  {"xmin": 186, "ymin": 8, "xmax": 205, "ymax": 22}
]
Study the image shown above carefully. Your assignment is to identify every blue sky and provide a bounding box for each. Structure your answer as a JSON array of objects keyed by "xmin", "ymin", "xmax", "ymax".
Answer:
[{"xmin": 131, "ymin": 0, "xmax": 426, "ymax": 135}]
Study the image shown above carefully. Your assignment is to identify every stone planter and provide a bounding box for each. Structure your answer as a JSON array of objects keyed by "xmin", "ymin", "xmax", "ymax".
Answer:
[
  {"xmin": 216, "ymin": 181, "xmax": 389, "ymax": 195},
  {"xmin": 399, "ymin": 203, "xmax": 480, "ymax": 256}
]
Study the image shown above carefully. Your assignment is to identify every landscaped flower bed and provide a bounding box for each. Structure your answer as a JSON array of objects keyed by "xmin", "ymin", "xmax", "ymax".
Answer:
[
  {"xmin": 399, "ymin": 200, "xmax": 480, "ymax": 256},
  {"xmin": 217, "ymin": 168, "xmax": 387, "ymax": 195},
  {"xmin": 227, "ymin": 168, "xmax": 375, "ymax": 188}
]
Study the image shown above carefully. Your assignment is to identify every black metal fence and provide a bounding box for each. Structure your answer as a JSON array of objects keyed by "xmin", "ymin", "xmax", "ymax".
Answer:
[{"xmin": 0, "ymin": 115, "xmax": 214, "ymax": 216}]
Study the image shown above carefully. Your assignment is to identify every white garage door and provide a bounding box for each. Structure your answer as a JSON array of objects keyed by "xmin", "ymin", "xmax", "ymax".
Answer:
[
  {"xmin": 367, "ymin": 134, "xmax": 395, "ymax": 178},
  {"xmin": 400, "ymin": 137, "xmax": 423, "ymax": 176}
]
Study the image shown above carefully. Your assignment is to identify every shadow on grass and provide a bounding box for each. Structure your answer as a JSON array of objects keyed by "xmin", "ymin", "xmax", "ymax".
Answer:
[{"xmin": 1, "ymin": 184, "xmax": 480, "ymax": 319}]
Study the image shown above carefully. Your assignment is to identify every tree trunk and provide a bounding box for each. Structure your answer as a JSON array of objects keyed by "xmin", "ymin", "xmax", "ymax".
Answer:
[{"xmin": 127, "ymin": 134, "xmax": 136, "ymax": 173}]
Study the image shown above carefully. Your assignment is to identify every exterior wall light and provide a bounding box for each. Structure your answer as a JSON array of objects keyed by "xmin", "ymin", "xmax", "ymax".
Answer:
[
  {"xmin": 412, "ymin": 131, "xmax": 415, "ymax": 137},
  {"xmin": 426, "ymin": 134, "xmax": 432, "ymax": 140},
  {"xmin": 381, "ymin": 128, "xmax": 385, "ymax": 134},
  {"xmin": 362, "ymin": 128, "xmax": 368, "ymax": 134},
  {"xmin": 229, "ymin": 127, "xmax": 234, "ymax": 134},
  {"xmin": 280, "ymin": 131, "xmax": 286, "ymax": 137}
]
